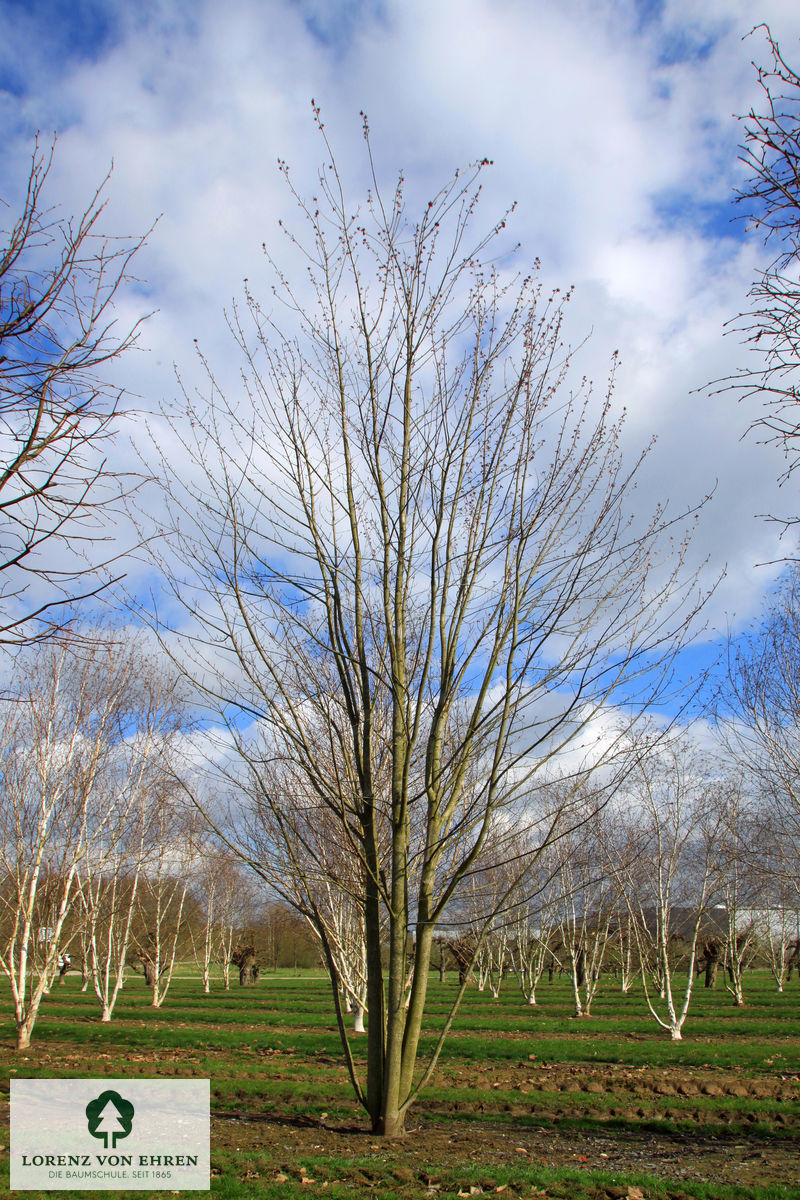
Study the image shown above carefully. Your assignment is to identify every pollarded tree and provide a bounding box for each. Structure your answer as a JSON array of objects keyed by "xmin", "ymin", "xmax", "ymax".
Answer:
[{"xmin": 152, "ymin": 118, "xmax": 705, "ymax": 1135}]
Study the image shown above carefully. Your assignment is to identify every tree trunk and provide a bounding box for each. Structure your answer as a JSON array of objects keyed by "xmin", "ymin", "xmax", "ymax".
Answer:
[
  {"xmin": 378, "ymin": 908, "xmax": 410, "ymax": 1136},
  {"xmin": 363, "ymin": 806, "xmax": 386, "ymax": 1132},
  {"xmin": 238, "ymin": 949, "xmax": 255, "ymax": 985}
]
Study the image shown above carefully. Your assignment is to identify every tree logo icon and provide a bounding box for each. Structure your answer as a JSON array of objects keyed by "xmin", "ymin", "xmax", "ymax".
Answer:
[{"xmin": 85, "ymin": 1090, "xmax": 135, "ymax": 1149}]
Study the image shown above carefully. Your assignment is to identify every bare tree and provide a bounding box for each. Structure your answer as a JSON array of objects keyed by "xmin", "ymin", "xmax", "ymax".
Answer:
[
  {"xmin": 744, "ymin": 804, "xmax": 800, "ymax": 991},
  {"xmin": 718, "ymin": 565, "xmax": 800, "ymax": 998},
  {"xmin": 0, "ymin": 138, "xmax": 150, "ymax": 639},
  {"xmin": 721, "ymin": 565, "xmax": 800, "ymax": 846},
  {"xmin": 753, "ymin": 897, "xmax": 800, "ymax": 993},
  {"xmin": 187, "ymin": 850, "xmax": 219, "ymax": 994},
  {"xmin": 602, "ymin": 817, "xmax": 642, "ymax": 994},
  {"xmin": 77, "ymin": 712, "xmax": 185, "ymax": 1023},
  {"xmin": 552, "ymin": 798, "xmax": 626, "ymax": 1018},
  {"xmin": 129, "ymin": 790, "xmax": 192, "ymax": 1008},
  {"xmin": 717, "ymin": 576, "xmax": 800, "ymax": 990},
  {"xmin": 498, "ymin": 837, "xmax": 563, "ymax": 1006},
  {"xmin": 0, "ymin": 630, "xmax": 182, "ymax": 1047},
  {"xmin": 227, "ymin": 746, "xmax": 378, "ymax": 1025},
  {"xmin": 312, "ymin": 877, "xmax": 369, "ymax": 1031},
  {"xmin": 78, "ymin": 867, "xmax": 140, "ymax": 1021},
  {"xmin": 610, "ymin": 909, "xmax": 639, "ymax": 995},
  {"xmin": 187, "ymin": 848, "xmax": 249, "ymax": 993},
  {"xmin": 715, "ymin": 774, "xmax": 761, "ymax": 1007},
  {"xmin": 723, "ymin": 26, "xmax": 800, "ymax": 509},
  {"xmin": 216, "ymin": 868, "xmax": 261, "ymax": 988},
  {"xmin": 622, "ymin": 737, "xmax": 724, "ymax": 1041},
  {"xmin": 152, "ymin": 121, "xmax": 705, "ymax": 1135},
  {"xmin": 461, "ymin": 858, "xmax": 514, "ymax": 1000},
  {"xmin": 195, "ymin": 625, "xmax": 396, "ymax": 1020},
  {"xmin": 506, "ymin": 885, "xmax": 560, "ymax": 1007}
]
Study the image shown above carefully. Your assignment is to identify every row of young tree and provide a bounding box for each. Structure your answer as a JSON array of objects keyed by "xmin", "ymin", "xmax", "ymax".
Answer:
[
  {"xmin": 446, "ymin": 747, "xmax": 800, "ymax": 1034},
  {"xmin": 0, "ymin": 633, "xmax": 321, "ymax": 1049},
  {"xmin": 2, "ymin": 623, "xmax": 798, "ymax": 1059},
  {"xmin": 1, "ymin": 28, "xmax": 800, "ymax": 1138},
  {"xmin": 223, "ymin": 713, "xmax": 800, "ymax": 1048}
]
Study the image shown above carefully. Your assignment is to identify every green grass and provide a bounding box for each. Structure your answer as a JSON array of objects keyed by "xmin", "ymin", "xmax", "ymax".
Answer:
[{"xmin": 1, "ymin": 967, "xmax": 800, "ymax": 1199}]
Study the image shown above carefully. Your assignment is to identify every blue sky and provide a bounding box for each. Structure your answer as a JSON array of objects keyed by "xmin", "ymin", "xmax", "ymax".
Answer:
[{"xmin": 0, "ymin": 0, "xmax": 798, "ymax": 690}]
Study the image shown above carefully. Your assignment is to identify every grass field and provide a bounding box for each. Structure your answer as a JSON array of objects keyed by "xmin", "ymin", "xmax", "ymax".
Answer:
[{"xmin": 1, "ymin": 968, "xmax": 800, "ymax": 1199}]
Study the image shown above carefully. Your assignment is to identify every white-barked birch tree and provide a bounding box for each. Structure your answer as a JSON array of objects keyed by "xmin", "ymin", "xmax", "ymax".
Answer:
[{"xmin": 0, "ymin": 630, "xmax": 185, "ymax": 1046}]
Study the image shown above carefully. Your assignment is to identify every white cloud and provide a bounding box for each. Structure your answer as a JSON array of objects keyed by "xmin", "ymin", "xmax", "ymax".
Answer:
[{"xmin": 0, "ymin": 0, "xmax": 796, "ymax": 654}]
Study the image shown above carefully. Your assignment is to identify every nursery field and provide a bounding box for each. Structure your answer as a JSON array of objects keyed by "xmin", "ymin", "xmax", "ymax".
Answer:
[{"xmin": 1, "ymin": 970, "xmax": 800, "ymax": 1200}]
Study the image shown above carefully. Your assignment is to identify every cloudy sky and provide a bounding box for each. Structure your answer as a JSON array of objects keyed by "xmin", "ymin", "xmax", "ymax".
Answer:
[{"xmin": 1, "ymin": 0, "xmax": 798, "ymax": 667}]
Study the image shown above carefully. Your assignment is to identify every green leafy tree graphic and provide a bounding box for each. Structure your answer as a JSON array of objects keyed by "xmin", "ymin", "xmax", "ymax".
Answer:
[{"xmin": 86, "ymin": 1090, "xmax": 135, "ymax": 1149}]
